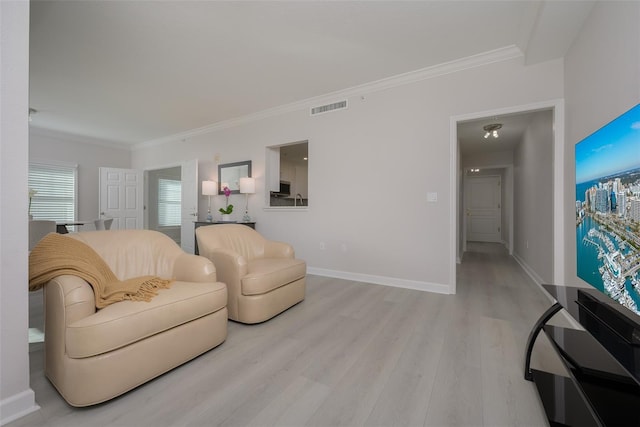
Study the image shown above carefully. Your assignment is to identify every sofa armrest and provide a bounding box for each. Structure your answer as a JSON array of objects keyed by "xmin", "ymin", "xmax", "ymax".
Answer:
[
  {"xmin": 202, "ymin": 248, "xmax": 246, "ymax": 319},
  {"xmin": 205, "ymin": 248, "xmax": 248, "ymax": 279},
  {"xmin": 172, "ymin": 253, "xmax": 217, "ymax": 283},
  {"xmin": 264, "ymin": 240, "xmax": 295, "ymax": 259},
  {"xmin": 47, "ymin": 275, "xmax": 97, "ymax": 324}
]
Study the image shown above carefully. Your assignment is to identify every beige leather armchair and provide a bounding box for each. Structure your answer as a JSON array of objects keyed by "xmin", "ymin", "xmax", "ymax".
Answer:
[
  {"xmin": 196, "ymin": 224, "xmax": 306, "ymax": 324},
  {"xmin": 41, "ymin": 230, "xmax": 228, "ymax": 406}
]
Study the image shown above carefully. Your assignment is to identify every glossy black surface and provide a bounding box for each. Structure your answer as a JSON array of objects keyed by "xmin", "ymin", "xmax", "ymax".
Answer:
[
  {"xmin": 577, "ymin": 288, "xmax": 640, "ymax": 345},
  {"xmin": 531, "ymin": 369, "xmax": 601, "ymax": 427},
  {"xmin": 542, "ymin": 284, "xmax": 640, "ymax": 385},
  {"xmin": 541, "ymin": 284, "xmax": 582, "ymax": 318},
  {"xmin": 543, "ymin": 326, "xmax": 640, "ymax": 427},
  {"xmin": 528, "ymin": 285, "xmax": 640, "ymax": 426}
]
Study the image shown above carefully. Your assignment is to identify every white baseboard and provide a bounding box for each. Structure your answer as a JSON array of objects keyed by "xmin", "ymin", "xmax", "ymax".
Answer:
[
  {"xmin": 0, "ymin": 389, "xmax": 39, "ymax": 426},
  {"xmin": 511, "ymin": 252, "xmax": 582, "ymax": 330},
  {"xmin": 307, "ymin": 267, "xmax": 451, "ymax": 295},
  {"xmin": 512, "ymin": 253, "xmax": 544, "ymax": 286}
]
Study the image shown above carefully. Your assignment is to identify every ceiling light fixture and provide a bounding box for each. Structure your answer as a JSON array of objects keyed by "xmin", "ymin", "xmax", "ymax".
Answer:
[{"xmin": 483, "ymin": 123, "xmax": 502, "ymax": 139}]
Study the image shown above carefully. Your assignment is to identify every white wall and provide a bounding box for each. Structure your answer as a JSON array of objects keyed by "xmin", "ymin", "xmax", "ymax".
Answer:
[
  {"xmin": 133, "ymin": 56, "xmax": 564, "ymax": 292},
  {"xmin": 29, "ymin": 128, "xmax": 131, "ymax": 221},
  {"xmin": 563, "ymin": 0, "xmax": 640, "ymax": 286},
  {"xmin": 0, "ymin": 1, "xmax": 39, "ymax": 424},
  {"xmin": 462, "ymin": 150, "xmax": 513, "ymax": 169},
  {"xmin": 513, "ymin": 110, "xmax": 554, "ymax": 284}
]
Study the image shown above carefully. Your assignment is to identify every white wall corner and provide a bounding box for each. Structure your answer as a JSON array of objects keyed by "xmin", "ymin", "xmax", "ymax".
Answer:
[
  {"xmin": 0, "ymin": 390, "xmax": 39, "ymax": 426},
  {"xmin": 552, "ymin": 100, "xmax": 566, "ymax": 285}
]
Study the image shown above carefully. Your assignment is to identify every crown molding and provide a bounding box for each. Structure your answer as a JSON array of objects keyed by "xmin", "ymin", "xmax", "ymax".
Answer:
[
  {"xmin": 29, "ymin": 126, "xmax": 131, "ymax": 151},
  {"xmin": 133, "ymin": 45, "xmax": 523, "ymax": 151}
]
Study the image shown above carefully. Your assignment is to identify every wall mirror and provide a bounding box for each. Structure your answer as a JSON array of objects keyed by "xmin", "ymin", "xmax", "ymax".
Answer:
[{"xmin": 218, "ymin": 160, "xmax": 251, "ymax": 194}]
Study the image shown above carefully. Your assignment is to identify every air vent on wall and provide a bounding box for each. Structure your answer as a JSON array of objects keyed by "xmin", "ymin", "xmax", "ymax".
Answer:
[{"xmin": 310, "ymin": 100, "xmax": 348, "ymax": 116}]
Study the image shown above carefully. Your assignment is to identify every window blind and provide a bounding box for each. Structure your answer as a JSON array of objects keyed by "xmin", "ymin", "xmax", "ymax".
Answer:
[
  {"xmin": 158, "ymin": 178, "xmax": 181, "ymax": 227},
  {"xmin": 29, "ymin": 162, "xmax": 77, "ymax": 222}
]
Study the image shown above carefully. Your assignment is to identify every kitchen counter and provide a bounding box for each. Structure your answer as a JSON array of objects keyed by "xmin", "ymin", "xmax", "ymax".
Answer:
[{"xmin": 270, "ymin": 196, "xmax": 307, "ymax": 207}]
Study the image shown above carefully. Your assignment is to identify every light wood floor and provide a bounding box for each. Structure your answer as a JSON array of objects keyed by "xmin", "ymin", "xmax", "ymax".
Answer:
[{"xmin": 13, "ymin": 243, "xmax": 557, "ymax": 427}]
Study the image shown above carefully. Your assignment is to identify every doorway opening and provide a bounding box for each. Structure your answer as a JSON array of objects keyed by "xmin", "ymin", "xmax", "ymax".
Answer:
[
  {"xmin": 145, "ymin": 166, "xmax": 182, "ymax": 245},
  {"xmin": 449, "ymin": 100, "xmax": 565, "ymax": 294}
]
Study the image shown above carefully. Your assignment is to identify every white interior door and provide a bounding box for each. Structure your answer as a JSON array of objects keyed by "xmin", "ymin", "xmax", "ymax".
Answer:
[
  {"xmin": 180, "ymin": 159, "xmax": 198, "ymax": 253},
  {"xmin": 99, "ymin": 167, "xmax": 143, "ymax": 230},
  {"xmin": 466, "ymin": 175, "xmax": 502, "ymax": 242}
]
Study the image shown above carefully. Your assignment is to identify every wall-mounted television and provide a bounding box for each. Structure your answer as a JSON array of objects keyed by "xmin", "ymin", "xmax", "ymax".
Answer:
[{"xmin": 575, "ymin": 103, "xmax": 640, "ymax": 323}]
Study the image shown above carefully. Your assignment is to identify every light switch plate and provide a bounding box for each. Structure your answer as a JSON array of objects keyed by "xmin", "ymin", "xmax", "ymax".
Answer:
[{"xmin": 427, "ymin": 192, "xmax": 438, "ymax": 202}]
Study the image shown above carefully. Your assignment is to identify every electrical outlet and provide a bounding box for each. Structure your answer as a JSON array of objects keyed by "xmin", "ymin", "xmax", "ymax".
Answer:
[
  {"xmin": 319, "ymin": 241, "xmax": 325, "ymax": 250},
  {"xmin": 526, "ymin": 240, "xmax": 529, "ymax": 249}
]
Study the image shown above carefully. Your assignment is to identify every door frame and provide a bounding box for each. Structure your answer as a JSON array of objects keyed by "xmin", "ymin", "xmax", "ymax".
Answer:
[
  {"xmin": 449, "ymin": 99, "xmax": 565, "ymax": 295},
  {"xmin": 462, "ymin": 166, "xmax": 513, "ymax": 255},
  {"xmin": 143, "ymin": 162, "xmax": 183, "ymax": 230},
  {"xmin": 142, "ymin": 160, "xmax": 198, "ymax": 253},
  {"xmin": 461, "ymin": 171, "xmax": 513, "ymax": 251}
]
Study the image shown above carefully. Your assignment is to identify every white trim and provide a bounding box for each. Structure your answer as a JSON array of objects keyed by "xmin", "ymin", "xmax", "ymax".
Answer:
[
  {"xmin": 513, "ymin": 254, "xmax": 583, "ymax": 330},
  {"xmin": 513, "ymin": 252, "xmax": 545, "ymax": 286},
  {"xmin": 450, "ymin": 99, "xmax": 565, "ymax": 295},
  {"xmin": 134, "ymin": 46, "xmax": 523, "ymax": 150},
  {"xmin": 308, "ymin": 267, "xmax": 451, "ymax": 295},
  {"xmin": 449, "ymin": 117, "xmax": 458, "ymax": 294},
  {"xmin": 552, "ymin": 102, "xmax": 566, "ymax": 284},
  {"xmin": 0, "ymin": 390, "xmax": 39, "ymax": 426}
]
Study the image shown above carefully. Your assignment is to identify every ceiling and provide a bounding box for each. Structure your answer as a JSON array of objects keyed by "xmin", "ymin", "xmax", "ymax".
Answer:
[
  {"xmin": 457, "ymin": 109, "xmax": 550, "ymax": 156},
  {"xmin": 28, "ymin": 1, "xmax": 595, "ymax": 147}
]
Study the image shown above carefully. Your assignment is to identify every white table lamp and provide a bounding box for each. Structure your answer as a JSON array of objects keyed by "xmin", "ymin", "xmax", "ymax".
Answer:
[
  {"xmin": 239, "ymin": 177, "xmax": 256, "ymax": 222},
  {"xmin": 202, "ymin": 180, "xmax": 217, "ymax": 222}
]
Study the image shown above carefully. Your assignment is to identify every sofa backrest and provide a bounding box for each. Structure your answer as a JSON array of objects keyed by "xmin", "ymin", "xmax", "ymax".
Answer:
[
  {"xmin": 69, "ymin": 229, "xmax": 184, "ymax": 279},
  {"xmin": 196, "ymin": 224, "xmax": 266, "ymax": 261}
]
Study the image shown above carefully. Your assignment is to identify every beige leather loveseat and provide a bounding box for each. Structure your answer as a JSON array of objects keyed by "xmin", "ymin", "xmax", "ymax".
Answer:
[
  {"xmin": 196, "ymin": 224, "xmax": 306, "ymax": 324},
  {"xmin": 41, "ymin": 230, "xmax": 228, "ymax": 406}
]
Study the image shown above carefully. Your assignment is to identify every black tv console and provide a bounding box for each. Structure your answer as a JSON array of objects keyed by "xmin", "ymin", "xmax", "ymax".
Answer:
[{"xmin": 524, "ymin": 284, "xmax": 640, "ymax": 426}]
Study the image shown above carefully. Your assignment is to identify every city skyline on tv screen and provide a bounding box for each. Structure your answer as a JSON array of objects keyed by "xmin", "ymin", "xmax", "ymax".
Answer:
[{"xmin": 575, "ymin": 103, "xmax": 640, "ymax": 315}]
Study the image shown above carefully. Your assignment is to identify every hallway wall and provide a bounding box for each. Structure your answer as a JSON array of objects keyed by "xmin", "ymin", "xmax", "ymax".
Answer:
[
  {"xmin": 513, "ymin": 110, "xmax": 554, "ymax": 283},
  {"xmin": 563, "ymin": 0, "xmax": 640, "ymax": 286}
]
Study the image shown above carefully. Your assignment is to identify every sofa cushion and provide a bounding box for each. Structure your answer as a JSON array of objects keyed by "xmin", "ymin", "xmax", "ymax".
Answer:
[
  {"xmin": 241, "ymin": 258, "xmax": 306, "ymax": 296},
  {"xmin": 66, "ymin": 281, "xmax": 227, "ymax": 358}
]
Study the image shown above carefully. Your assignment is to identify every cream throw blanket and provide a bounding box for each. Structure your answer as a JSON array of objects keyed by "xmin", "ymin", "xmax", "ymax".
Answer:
[{"xmin": 29, "ymin": 233, "xmax": 172, "ymax": 308}]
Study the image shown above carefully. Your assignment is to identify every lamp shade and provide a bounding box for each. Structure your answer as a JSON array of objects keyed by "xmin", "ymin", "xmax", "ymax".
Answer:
[
  {"xmin": 239, "ymin": 177, "xmax": 256, "ymax": 194},
  {"xmin": 202, "ymin": 180, "xmax": 217, "ymax": 196}
]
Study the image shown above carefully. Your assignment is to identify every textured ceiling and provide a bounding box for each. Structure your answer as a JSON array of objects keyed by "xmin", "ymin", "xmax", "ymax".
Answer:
[{"xmin": 28, "ymin": 1, "xmax": 594, "ymax": 146}]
